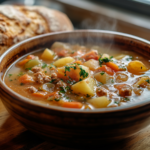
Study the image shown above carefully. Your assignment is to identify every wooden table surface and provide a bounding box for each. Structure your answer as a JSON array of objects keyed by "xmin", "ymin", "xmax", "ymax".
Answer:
[{"xmin": 1, "ymin": 98, "xmax": 150, "ymax": 150}]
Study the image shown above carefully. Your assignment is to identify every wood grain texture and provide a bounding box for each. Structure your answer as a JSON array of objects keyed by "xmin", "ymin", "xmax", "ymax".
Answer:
[{"xmin": 1, "ymin": 100, "xmax": 150, "ymax": 150}]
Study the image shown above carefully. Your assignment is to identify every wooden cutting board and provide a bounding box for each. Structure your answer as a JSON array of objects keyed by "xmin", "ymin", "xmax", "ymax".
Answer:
[{"xmin": 1, "ymin": 98, "xmax": 150, "ymax": 150}]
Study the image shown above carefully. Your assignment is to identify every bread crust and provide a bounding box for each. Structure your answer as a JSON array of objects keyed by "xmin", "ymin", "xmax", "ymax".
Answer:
[{"xmin": 0, "ymin": 5, "xmax": 73, "ymax": 55}]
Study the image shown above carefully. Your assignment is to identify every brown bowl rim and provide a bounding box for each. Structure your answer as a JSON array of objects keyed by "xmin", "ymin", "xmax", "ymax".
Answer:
[{"xmin": 1, "ymin": 29, "xmax": 150, "ymax": 113}]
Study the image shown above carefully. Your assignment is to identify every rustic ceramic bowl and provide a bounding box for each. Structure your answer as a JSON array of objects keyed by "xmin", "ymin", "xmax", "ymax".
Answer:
[{"xmin": 1, "ymin": 30, "xmax": 150, "ymax": 147}]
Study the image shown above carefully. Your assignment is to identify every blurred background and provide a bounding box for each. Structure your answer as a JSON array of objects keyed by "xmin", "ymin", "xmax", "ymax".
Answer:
[{"xmin": 1, "ymin": 0, "xmax": 150, "ymax": 40}]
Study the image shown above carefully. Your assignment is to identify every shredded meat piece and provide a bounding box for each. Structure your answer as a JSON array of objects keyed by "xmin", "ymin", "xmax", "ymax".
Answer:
[
  {"xmin": 32, "ymin": 67, "xmax": 41, "ymax": 73},
  {"xmin": 34, "ymin": 72, "xmax": 45, "ymax": 84},
  {"xmin": 119, "ymin": 85, "xmax": 132, "ymax": 97},
  {"xmin": 96, "ymin": 87, "xmax": 108, "ymax": 96},
  {"xmin": 34, "ymin": 72, "xmax": 51, "ymax": 83},
  {"xmin": 44, "ymin": 76, "xmax": 51, "ymax": 82},
  {"xmin": 51, "ymin": 72, "xmax": 60, "ymax": 83},
  {"xmin": 27, "ymin": 86, "xmax": 37, "ymax": 93},
  {"xmin": 57, "ymin": 80, "xmax": 67, "ymax": 87}
]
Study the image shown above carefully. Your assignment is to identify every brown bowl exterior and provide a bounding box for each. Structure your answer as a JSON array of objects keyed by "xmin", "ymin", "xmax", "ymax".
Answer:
[{"xmin": 1, "ymin": 30, "xmax": 150, "ymax": 147}]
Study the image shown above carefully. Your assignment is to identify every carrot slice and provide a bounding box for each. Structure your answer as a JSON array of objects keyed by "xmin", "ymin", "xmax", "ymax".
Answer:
[
  {"xmin": 81, "ymin": 50, "xmax": 99, "ymax": 61},
  {"xmin": 57, "ymin": 49, "xmax": 68, "ymax": 57},
  {"xmin": 18, "ymin": 59, "xmax": 30, "ymax": 66},
  {"xmin": 62, "ymin": 101, "xmax": 83, "ymax": 109},
  {"xmin": 47, "ymin": 92, "xmax": 58, "ymax": 98},
  {"xmin": 74, "ymin": 60, "xmax": 82, "ymax": 65},
  {"xmin": 96, "ymin": 65, "xmax": 114, "ymax": 75},
  {"xmin": 32, "ymin": 92, "xmax": 47, "ymax": 97},
  {"xmin": 19, "ymin": 74, "xmax": 34, "ymax": 84},
  {"xmin": 70, "ymin": 50, "xmax": 84, "ymax": 57},
  {"xmin": 26, "ymin": 55, "xmax": 35, "ymax": 59},
  {"xmin": 106, "ymin": 62, "xmax": 119, "ymax": 72}
]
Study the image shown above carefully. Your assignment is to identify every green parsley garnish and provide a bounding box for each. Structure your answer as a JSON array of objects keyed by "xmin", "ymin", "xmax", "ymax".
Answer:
[
  {"xmin": 100, "ymin": 71, "xmax": 105, "ymax": 75},
  {"xmin": 17, "ymin": 72, "xmax": 24, "ymax": 76},
  {"xmin": 65, "ymin": 86, "xmax": 70, "ymax": 90},
  {"xmin": 8, "ymin": 74, "xmax": 12, "ymax": 77},
  {"xmin": 146, "ymin": 79, "xmax": 150, "ymax": 83},
  {"xmin": 126, "ymin": 56, "xmax": 133, "ymax": 61},
  {"xmin": 59, "ymin": 87, "xmax": 66, "ymax": 93},
  {"xmin": 26, "ymin": 68, "xmax": 32, "ymax": 70},
  {"xmin": 79, "ymin": 67, "xmax": 88, "ymax": 79},
  {"xmin": 54, "ymin": 98, "xmax": 61, "ymax": 101},
  {"xmin": 42, "ymin": 63, "xmax": 47, "ymax": 69},
  {"xmin": 49, "ymin": 79, "xmax": 56, "ymax": 83},
  {"xmin": 67, "ymin": 80, "xmax": 71, "ymax": 84},
  {"xmin": 111, "ymin": 79, "xmax": 114, "ymax": 83},
  {"xmin": 124, "ymin": 97, "xmax": 130, "ymax": 101},
  {"xmin": 98, "ymin": 57, "xmax": 113, "ymax": 66}
]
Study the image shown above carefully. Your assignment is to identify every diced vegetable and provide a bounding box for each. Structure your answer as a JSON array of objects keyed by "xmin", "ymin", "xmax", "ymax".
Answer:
[
  {"xmin": 88, "ymin": 96, "xmax": 110, "ymax": 108},
  {"xmin": 41, "ymin": 48, "xmax": 55, "ymax": 60},
  {"xmin": 53, "ymin": 57, "xmax": 75, "ymax": 67},
  {"xmin": 127, "ymin": 60, "xmax": 148, "ymax": 75},
  {"xmin": 71, "ymin": 77, "xmax": 96, "ymax": 96},
  {"xmin": 81, "ymin": 50, "xmax": 99, "ymax": 61},
  {"xmin": 115, "ymin": 84, "xmax": 132, "ymax": 97},
  {"xmin": 73, "ymin": 60, "xmax": 82, "ymax": 65},
  {"xmin": 32, "ymin": 92, "xmax": 47, "ymax": 97},
  {"xmin": 26, "ymin": 55, "xmax": 35, "ymax": 59},
  {"xmin": 57, "ymin": 49, "xmax": 68, "ymax": 57},
  {"xmin": 62, "ymin": 101, "xmax": 83, "ymax": 109},
  {"xmin": 24, "ymin": 59, "xmax": 41, "ymax": 69},
  {"xmin": 51, "ymin": 42, "xmax": 70, "ymax": 57},
  {"xmin": 106, "ymin": 62, "xmax": 119, "ymax": 72},
  {"xmin": 70, "ymin": 50, "xmax": 83, "ymax": 57},
  {"xmin": 41, "ymin": 83, "xmax": 55, "ymax": 92},
  {"xmin": 96, "ymin": 65, "xmax": 114, "ymax": 75},
  {"xmin": 51, "ymin": 42, "xmax": 68, "ymax": 50},
  {"xmin": 94, "ymin": 72, "xmax": 110, "ymax": 84},
  {"xmin": 19, "ymin": 74, "xmax": 34, "ymax": 84},
  {"xmin": 133, "ymin": 76, "xmax": 149, "ymax": 87},
  {"xmin": 57, "ymin": 65, "xmax": 89, "ymax": 81},
  {"xmin": 83, "ymin": 59, "xmax": 99, "ymax": 71},
  {"xmin": 18, "ymin": 59, "xmax": 30, "ymax": 66},
  {"xmin": 115, "ymin": 73, "xmax": 128, "ymax": 83}
]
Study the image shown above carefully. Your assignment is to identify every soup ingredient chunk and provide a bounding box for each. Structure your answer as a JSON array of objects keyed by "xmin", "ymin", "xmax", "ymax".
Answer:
[
  {"xmin": 71, "ymin": 77, "xmax": 96, "ymax": 96},
  {"xmin": 127, "ymin": 60, "xmax": 148, "ymax": 75},
  {"xmin": 41, "ymin": 48, "xmax": 55, "ymax": 60},
  {"xmin": 88, "ymin": 96, "xmax": 110, "ymax": 108}
]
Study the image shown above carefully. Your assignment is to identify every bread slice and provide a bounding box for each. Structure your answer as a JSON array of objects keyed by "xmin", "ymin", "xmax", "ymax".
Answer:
[{"xmin": 0, "ymin": 5, "xmax": 73, "ymax": 55}]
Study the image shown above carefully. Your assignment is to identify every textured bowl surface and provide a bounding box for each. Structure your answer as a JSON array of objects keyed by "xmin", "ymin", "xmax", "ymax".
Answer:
[{"xmin": 1, "ymin": 30, "xmax": 150, "ymax": 147}]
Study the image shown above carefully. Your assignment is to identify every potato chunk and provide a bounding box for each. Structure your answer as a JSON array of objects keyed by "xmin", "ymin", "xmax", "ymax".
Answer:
[
  {"xmin": 51, "ymin": 42, "xmax": 68, "ymax": 49},
  {"xmin": 83, "ymin": 59, "xmax": 99, "ymax": 71},
  {"xmin": 71, "ymin": 77, "xmax": 96, "ymax": 96},
  {"xmin": 133, "ymin": 76, "xmax": 149, "ymax": 88},
  {"xmin": 41, "ymin": 48, "xmax": 54, "ymax": 60},
  {"xmin": 94, "ymin": 72, "xmax": 110, "ymax": 84},
  {"xmin": 54, "ymin": 57, "xmax": 75, "ymax": 67},
  {"xmin": 88, "ymin": 96, "xmax": 110, "ymax": 108},
  {"xmin": 127, "ymin": 60, "xmax": 148, "ymax": 75}
]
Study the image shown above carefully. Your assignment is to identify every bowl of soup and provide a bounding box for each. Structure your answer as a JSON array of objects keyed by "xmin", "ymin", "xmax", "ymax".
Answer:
[{"xmin": 1, "ymin": 30, "xmax": 150, "ymax": 147}]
